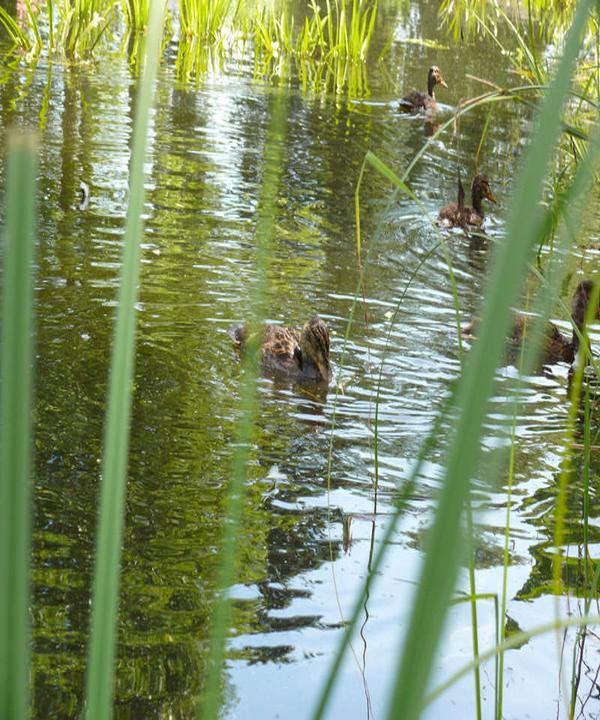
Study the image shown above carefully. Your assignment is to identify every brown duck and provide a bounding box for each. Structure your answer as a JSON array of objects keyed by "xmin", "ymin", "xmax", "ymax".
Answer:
[
  {"xmin": 229, "ymin": 315, "xmax": 331, "ymax": 383},
  {"xmin": 463, "ymin": 280, "xmax": 600, "ymax": 367},
  {"xmin": 439, "ymin": 174, "xmax": 496, "ymax": 229},
  {"xmin": 400, "ymin": 65, "xmax": 447, "ymax": 113}
]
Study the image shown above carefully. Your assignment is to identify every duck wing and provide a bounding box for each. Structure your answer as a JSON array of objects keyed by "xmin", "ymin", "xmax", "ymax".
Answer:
[
  {"xmin": 263, "ymin": 325, "xmax": 301, "ymax": 358},
  {"xmin": 260, "ymin": 325, "xmax": 304, "ymax": 375},
  {"xmin": 462, "ymin": 205, "xmax": 484, "ymax": 228},
  {"xmin": 543, "ymin": 322, "xmax": 574, "ymax": 364},
  {"xmin": 399, "ymin": 90, "xmax": 429, "ymax": 111},
  {"xmin": 438, "ymin": 201, "xmax": 460, "ymax": 225}
]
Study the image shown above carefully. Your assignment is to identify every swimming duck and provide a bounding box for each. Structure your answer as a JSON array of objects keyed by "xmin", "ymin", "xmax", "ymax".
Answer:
[
  {"xmin": 229, "ymin": 315, "xmax": 331, "ymax": 383},
  {"xmin": 400, "ymin": 65, "xmax": 448, "ymax": 113},
  {"xmin": 439, "ymin": 174, "xmax": 496, "ymax": 229},
  {"xmin": 506, "ymin": 314, "xmax": 574, "ymax": 365},
  {"xmin": 463, "ymin": 280, "xmax": 600, "ymax": 368}
]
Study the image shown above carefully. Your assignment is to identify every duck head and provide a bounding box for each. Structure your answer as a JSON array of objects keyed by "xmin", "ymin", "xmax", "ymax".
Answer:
[
  {"xmin": 300, "ymin": 316, "xmax": 331, "ymax": 382},
  {"xmin": 471, "ymin": 174, "xmax": 496, "ymax": 212},
  {"xmin": 427, "ymin": 66, "xmax": 448, "ymax": 96}
]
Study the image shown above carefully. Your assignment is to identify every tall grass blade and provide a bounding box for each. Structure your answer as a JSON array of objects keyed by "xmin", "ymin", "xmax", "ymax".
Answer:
[
  {"xmin": 0, "ymin": 131, "xmax": 37, "ymax": 720},
  {"xmin": 199, "ymin": 91, "xmax": 288, "ymax": 720},
  {"xmin": 83, "ymin": 3, "xmax": 163, "ymax": 719},
  {"xmin": 385, "ymin": 2, "xmax": 594, "ymax": 718},
  {"xmin": 0, "ymin": 8, "xmax": 32, "ymax": 52}
]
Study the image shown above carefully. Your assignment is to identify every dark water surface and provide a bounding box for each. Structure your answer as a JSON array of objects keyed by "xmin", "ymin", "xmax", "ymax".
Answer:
[{"xmin": 2, "ymin": 1, "xmax": 600, "ymax": 717}]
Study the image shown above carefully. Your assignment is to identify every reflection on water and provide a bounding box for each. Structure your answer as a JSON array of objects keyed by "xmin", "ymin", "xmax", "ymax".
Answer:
[{"xmin": 2, "ymin": 0, "xmax": 600, "ymax": 717}]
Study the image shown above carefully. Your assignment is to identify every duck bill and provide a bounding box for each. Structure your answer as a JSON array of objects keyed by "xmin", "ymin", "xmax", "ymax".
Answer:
[
  {"xmin": 439, "ymin": 79, "xmax": 448, "ymax": 89},
  {"xmin": 486, "ymin": 189, "xmax": 497, "ymax": 203},
  {"xmin": 317, "ymin": 359, "xmax": 331, "ymax": 382}
]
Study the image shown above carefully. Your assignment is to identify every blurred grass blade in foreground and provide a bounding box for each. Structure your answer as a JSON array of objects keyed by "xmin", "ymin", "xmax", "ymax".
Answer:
[
  {"xmin": 199, "ymin": 92, "xmax": 288, "ymax": 720},
  {"xmin": 0, "ymin": 131, "xmax": 38, "ymax": 720},
  {"xmin": 84, "ymin": 3, "xmax": 164, "ymax": 719}
]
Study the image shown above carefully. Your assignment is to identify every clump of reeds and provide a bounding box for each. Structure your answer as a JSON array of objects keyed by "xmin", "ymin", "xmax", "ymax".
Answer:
[
  {"xmin": 252, "ymin": 0, "xmax": 378, "ymax": 95},
  {"xmin": 439, "ymin": 0, "xmax": 585, "ymax": 41},
  {"xmin": 121, "ymin": 0, "xmax": 151, "ymax": 33},
  {"xmin": 179, "ymin": 0, "xmax": 237, "ymax": 40},
  {"xmin": 0, "ymin": 0, "xmax": 117, "ymax": 60},
  {"xmin": 0, "ymin": 0, "xmax": 380, "ymax": 96}
]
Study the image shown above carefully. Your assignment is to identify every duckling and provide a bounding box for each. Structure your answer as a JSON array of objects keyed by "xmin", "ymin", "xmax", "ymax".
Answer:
[
  {"xmin": 400, "ymin": 65, "xmax": 448, "ymax": 113},
  {"xmin": 463, "ymin": 280, "xmax": 600, "ymax": 368},
  {"xmin": 439, "ymin": 174, "xmax": 496, "ymax": 229},
  {"xmin": 506, "ymin": 314, "xmax": 574, "ymax": 365},
  {"xmin": 229, "ymin": 315, "xmax": 331, "ymax": 383}
]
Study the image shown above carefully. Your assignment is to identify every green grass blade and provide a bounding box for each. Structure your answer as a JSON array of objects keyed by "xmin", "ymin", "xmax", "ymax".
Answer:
[
  {"xmin": 385, "ymin": 2, "xmax": 595, "ymax": 718},
  {"xmin": 0, "ymin": 7, "xmax": 32, "ymax": 51},
  {"xmin": 0, "ymin": 132, "xmax": 37, "ymax": 720},
  {"xmin": 83, "ymin": 4, "xmax": 163, "ymax": 719},
  {"xmin": 426, "ymin": 613, "xmax": 600, "ymax": 708},
  {"xmin": 199, "ymin": 92, "xmax": 288, "ymax": 719}
]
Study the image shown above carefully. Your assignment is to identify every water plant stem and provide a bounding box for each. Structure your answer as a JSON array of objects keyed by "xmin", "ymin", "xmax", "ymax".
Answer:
[
  {"xmin": 0, "ymin": 131, "xmax": 37, "ymax": 720},
  {"xmin": 497, "ymin": 411, "xmax": 516, "ymax": 719},
  {"xmin": 83, "ymin": 3, "xmax": 163, "ymax": 718}
]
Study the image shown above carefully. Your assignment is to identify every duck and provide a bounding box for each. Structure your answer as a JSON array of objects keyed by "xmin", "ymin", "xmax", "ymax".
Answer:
[
  {"xmin": 439, "ymin": 174, "xmax": 496, "ymax": 229},
  {"xmin": 399, "ymin": 65, "xmax": 448, "ymax": 113},
  {"xmin": 228, "ymin": 315, "xmax": 331, "ymax": 383},
  {"xmin": 506, "ymin": 314, "xmax": 574, "ymax": 365},
  {"xmin": 463, "ymin": 280, "xmax": 600, "ymax": 368}
]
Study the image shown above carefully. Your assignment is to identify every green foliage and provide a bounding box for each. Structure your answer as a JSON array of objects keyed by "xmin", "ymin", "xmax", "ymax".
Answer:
[
  {"xmin": 180, "ymin": 0, "xmax": 238, "ymax": 40},
  {"xmin": 439, "ymin": 0, "xmax": 581, "ymax": 41},
  {"xmin": 253, "ymin": 0, "xmax": 379, "ymax": 94},
  {"xmin": 0, "ymin": 0, "xmax": 118, "ymax": 59},
  {"xmin": 0, "ymin": 0, "xmax": 379, "ymax": 96},
  {"xmin": 4, "ymin": 0, "xmax": 600, "ymax": 716},
  {"xmin": 121, "ymin": 0, "xmax": 150, "ymax": 32},
  {"xmin": 0, "ymin": 1, "xmax": 40, "ymax": 58},
  {"xmin": 0, "ymin": 132, "xmax": 37, "ymax": 720}
]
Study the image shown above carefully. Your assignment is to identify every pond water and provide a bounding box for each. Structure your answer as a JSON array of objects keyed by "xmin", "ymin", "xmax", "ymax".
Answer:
[{"xmin": 2, "ymin": 0, "xmax": 600, "ymax": 717}]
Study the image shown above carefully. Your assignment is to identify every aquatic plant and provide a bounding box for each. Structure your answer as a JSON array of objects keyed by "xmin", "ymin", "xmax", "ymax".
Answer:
[
  {"xmin": 121, "ymin": 0, "xmax": 150, "ymax": 32},
  {"xmin": 83, "ymin": 2, "xmax": 164, "ymax": 718},
  {"xmin": 3, "ymin": 0, "xmax": 600, "ymax": 718},
  {"xmin": 179, "ymin": 0, "xmax": 238, "ymax": 41},
  {"xmin": 0, "ymin": 0, "xmax": 381, "ymax": 96},
  {"xmin": 57, "ymin": 0, "xmax": 116, "ymax": 58},
  {"xmin": 439, "ymin": 0, "xmax": 585, "ymax": 41},
  {"xmin": 253, "ymin": 0, "xmax": 379, "ymax": 95},
  {"xmin": 0, "ymin": 0, "xmax": 117, "ymax": 59},
  {"xmin": 0, "ymin": 131, "xmax": 37, "ymax": 720},
  {"xmin": 199, "ymin": 90, "xmax": 288, "ymax": 720},
  {"xmin": 0, "ymin": 0, "xmax": 47, "ymax": 58}
]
